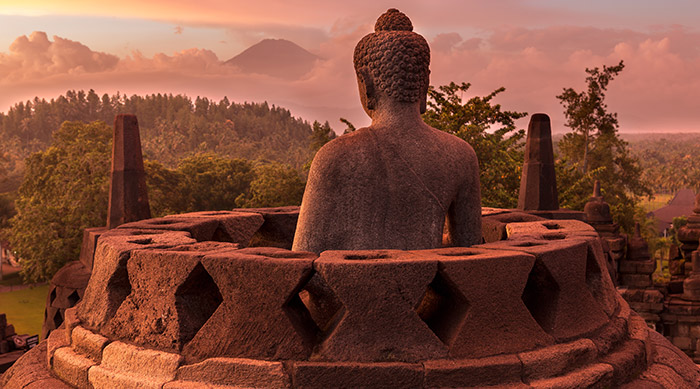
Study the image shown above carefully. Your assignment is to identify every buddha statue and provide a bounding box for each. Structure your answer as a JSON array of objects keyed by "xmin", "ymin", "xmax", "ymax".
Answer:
[{"xmin": 293, "ymin": 8, "xmax": 481, "ymax": 253}]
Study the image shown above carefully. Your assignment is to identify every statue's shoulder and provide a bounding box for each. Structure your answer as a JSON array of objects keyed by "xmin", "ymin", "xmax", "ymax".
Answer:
[
  {"xmin": 426, "ymin": 125, "xmax": 478, "ymax": 161},
  {"xmin": 309, "ymin": 128, "xmax": 377, "ymax": 174}
]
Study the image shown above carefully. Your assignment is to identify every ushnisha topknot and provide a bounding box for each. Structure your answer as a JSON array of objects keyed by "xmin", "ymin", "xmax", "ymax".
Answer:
[
  {"xmin": 354, "ymin": 8, "xmax": 430, "ymax": 103},
  {"xmin": 374, "ymin": 8, "xmax": 413, "ymax": 32}
]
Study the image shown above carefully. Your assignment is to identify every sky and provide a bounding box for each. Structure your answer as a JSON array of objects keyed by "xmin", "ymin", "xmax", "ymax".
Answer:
[{"xmin": 1, "ymin": 0, "xmax": 700, "ymax": 133}]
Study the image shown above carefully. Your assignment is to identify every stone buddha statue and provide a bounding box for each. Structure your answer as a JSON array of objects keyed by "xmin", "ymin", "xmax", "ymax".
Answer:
[{"xmin": 292, "ymin": 8, "xmax": 481, "ymax": 253}]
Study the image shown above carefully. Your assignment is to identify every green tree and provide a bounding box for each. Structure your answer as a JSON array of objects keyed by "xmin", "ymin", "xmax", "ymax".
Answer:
[
  {"xmin": 237, "ymin": 162, "xmax": 305, "ymax": 208},
  {"xmin": 174, "ymin": 153, "xmax": 255, "ymax": 212},
  {"xmin": 422, "ymin": 82, "xmax": 528, "ymax": 208},
  {"xmin": 556, "ymin": 61, "xmax": 652, "ymax": 232},
  {"xmin": 8, "ymin": 121, "xmax": 111, "ymax": 282}
]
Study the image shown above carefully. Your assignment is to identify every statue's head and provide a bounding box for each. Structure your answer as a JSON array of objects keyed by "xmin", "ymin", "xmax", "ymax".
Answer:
[{"xmin": 353, "ymin": 9, "xmax": 431, "ymax": 116}]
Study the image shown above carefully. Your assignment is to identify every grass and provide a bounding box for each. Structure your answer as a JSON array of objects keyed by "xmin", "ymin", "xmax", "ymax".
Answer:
[
  {"xmin": 1, "ymin": 284, "xmax": 49, "ymax": 340},
  {"xmin": 639, "ymin": 193, "xmax": 674, "ymax": 213}
]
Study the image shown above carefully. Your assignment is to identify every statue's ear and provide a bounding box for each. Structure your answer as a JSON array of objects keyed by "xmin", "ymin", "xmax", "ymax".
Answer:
[{"xmin": 359, "ymin": 68, "xmax": 377, "ymax": 111}]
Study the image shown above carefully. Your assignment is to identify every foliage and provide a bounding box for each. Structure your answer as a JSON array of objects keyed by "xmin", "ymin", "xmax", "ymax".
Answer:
[
  {"xmin": 7, "ymin": 121, "xmax": 112, "ymax": 282},
  {"xmin": 628, "ymin": 134, "xmax": 700, "ymax": 194},
  {"xmin": 422, "ymin": 82, "xmax": 528, "ymax": 208},
  {"xmin": 339, "ymin": 118, "xmax": 356, "ymax": 134},
  {"xmin": 556, "ymin": 62, "xmax": 652, "ymax": 233},
  {"xmin": 303, "ymin": 120, "xmax": 336, "ymax": 171},
  {"xmin": 0, "ymin": 91, "xmax": 316, "ymax": 178},
  {"xmin": 237, "ymin": 162, "xmax": 305, "ymax": 208}
]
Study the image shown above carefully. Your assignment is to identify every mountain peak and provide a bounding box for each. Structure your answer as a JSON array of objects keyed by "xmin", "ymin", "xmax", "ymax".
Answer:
[{"xmin": 225, "ymin": 39, "xmax": 319, "ymax": 79}]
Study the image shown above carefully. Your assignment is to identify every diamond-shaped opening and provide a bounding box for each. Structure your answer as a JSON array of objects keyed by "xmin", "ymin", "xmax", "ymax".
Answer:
[
  {"xmin": 415, "ymin": 270, "xmax": 469, "ymax": 346},
  {"xmin": 284, "ymin": 270, "xmax": 344, "ymax": 345},
  {"xmin": 175, "ymin": 262, "xmax": 223, "ymax": 346},
  {"xmin": 67, "ymin": 290, "xmax": 81, "ymax": 307},
  {"xmin": 521, "ymin": 259, "xmax": 560, "ymax": 333},
  {"xmin": 49, "ymin": 288, "xmax": 57, "ymax": 304},
  {"xmin": 148, "ymin": 219, "xmax": 180, "ymax": 225},
  {"xmin": 52, "ymin": 309, "xmax": 64, "ymax": 329},
  {"xmin": 211, "ymin": 224, "xmax": 233, "ymax": 242},
  {"xmin": 105, "ymin": 255, "xmax": 132, "ymax": 321}
]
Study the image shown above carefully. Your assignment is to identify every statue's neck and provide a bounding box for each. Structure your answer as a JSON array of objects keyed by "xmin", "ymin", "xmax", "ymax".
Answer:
[{"xmin": 369, "ymin": 99, "xmax": 424, "ymax": 129}]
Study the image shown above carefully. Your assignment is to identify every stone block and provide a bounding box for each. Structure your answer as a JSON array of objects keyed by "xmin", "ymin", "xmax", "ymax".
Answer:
[
  {"xmin": 313, "ymin": 250, "xmax": 448, "ymax": 362},
  {"xmin": 607, "ymin": 237, "xmax": 626, "ymax": 252},
  {"xmin": 647, "ymin": 330, "xmax": 700, "ymax": 385},
  {"xmin": 620, "ymin": 273, "xmax": 652, "ymax": 288},
  {"xmin": 637, "ymin": 363, "xmax": 697, "ymax": 389},
  {"xmin": 588, "ymin": 317, "xmax": 628, "ymax": 355},
  {"xmin": 424, "ymin": 354, "xmax": 524, "ymax": 388},
  {"xmin": 183, "ymin": 249, "xmax": 317, "ymax": 361},
  {"xmin": 1, "ymin": 342, "xmax": 72, "ymax": 389},
  {"xmin": 45, "ymin": 329, "xmax": 69, "ymax": 366},
  {"xmin": 505, "ymin": 219, "xmax": 598, "ymax": 241},
  {"xmin": 71, "ymin": 326, "xmax": 109, "ymax": 362},
  {"xmin": 518, "ymin": 339, "xmax": 598, "ymax": 380},
  {"xmin": 105, "ymin": 247, "xmax": 234, "ymax": 352},
  {"xmin": 78, "ymin": 229, "xmax": 194, "ymax": 329},
  {"xmin": 88, "ymin": 366, "xmax": 170, "ymax": 389},
  {"xmin": 166, "ymin": 210, "xmax": 264, "ymax": 246},
  {"xmin": 599, "ymin": 339, "xmax": 646, "ymax": 386},
  {"xmin": 528, "ymin": 363, "xmax": 614, "ymax": 389},
  {"xmin": 291, "ymin": 361, "xmax": 423, "ymax": 389},
  {"xmin": 80, "ymin": 227, "xmax": 108, "ymax": 271},
  {"xmin": 415, "ymin": 247, "xmax": 553, "ymax": 358},
  {"xmin": 478, "ymin": 239, "xmax": 609, "ymax": 340},
  {"xmin": 481, "ymin": 211, "xmax": 545, "ymax": 243},
  {"xmin": 96, "ymin": 341, "xmax": 182, "ymax": 383},
  {"xmin": 234, "ymin": 206, "xmax": 299, "ymax": 249},
  {"xmin": 51, "ymin": 347, "xmax": 96, "ymax": 388},
  {"xmin": 672, "ymin": 336, "xmax": 692, "ymax": 350},
  {"xmin": 118, "ymin": 217, "xmax": 220, "ymax": 242},
  {"xmin": 62, "ymin": 307, "xmax": 81, "ymax": 340},
  {"xmin": 174, "ymin": 357, "xmax": 289, "ymax": 388},
  {"xmin": 689, "ymin": 324, "xmax": 700, "ymax": 339}
]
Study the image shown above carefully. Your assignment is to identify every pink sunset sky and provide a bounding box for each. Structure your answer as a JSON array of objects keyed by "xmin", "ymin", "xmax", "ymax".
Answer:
[{"xmin": 1, "ymin": 0, "xmax": 699, "ymax": 133}]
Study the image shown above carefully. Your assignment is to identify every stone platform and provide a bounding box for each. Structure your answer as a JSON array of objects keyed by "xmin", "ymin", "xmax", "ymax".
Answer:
[{"xmin": 3, "ymin": 209, "xmax": 700, "ymax": 388}]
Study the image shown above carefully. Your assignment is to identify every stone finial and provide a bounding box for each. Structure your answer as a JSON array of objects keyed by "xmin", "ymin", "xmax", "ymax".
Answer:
[
  {"xmin": 107, "ymin": 114, "xmax": 151, "ymax": 229},
  {"xmin": 517, "ymin": 113, "xmax": 558, "ymax": 211},
  {"xmin": 584, "ymin": 181, "xmax": 613, "ymax": 225}
]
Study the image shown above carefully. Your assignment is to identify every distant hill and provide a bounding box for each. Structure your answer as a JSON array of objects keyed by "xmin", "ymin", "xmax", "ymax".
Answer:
[{"xmin": 225, "ymin": 39, "xmax": 319, "ymax": 79}]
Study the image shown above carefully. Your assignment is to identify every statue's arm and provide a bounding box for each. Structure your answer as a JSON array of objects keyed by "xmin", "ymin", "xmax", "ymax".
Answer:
[{"xmin": 447, "ymin": 148, "xmax": 482, "ymax": 247}]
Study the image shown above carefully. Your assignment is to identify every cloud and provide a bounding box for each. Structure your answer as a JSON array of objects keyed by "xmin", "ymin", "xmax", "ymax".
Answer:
[
  {"xmin": 2, "ymin": 25, "xmax": 700, "ymax": 133},
  {"xmin": 0, "ymin": 32, "xmax": 119, "ymax": 82}
]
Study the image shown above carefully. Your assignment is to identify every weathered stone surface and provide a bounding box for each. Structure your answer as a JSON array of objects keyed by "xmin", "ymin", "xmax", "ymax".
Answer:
[
  {"xmin": 51, "ymin": 260, "xmax": 91, "ymax": 290},
  {"xmin": 424, "ymin": 354, "xmax": 524, "ymax": 388},
  {"xmin": 292, "ymin": 361, "xmax": 423, "ymax": 389},
  {"xmin": 314, "ymin": 250, "xmax": 448, "ymax": 362},
  {"xmin": 105, "ymin": 246, "xmax": 234, "ymax": 352},
  {"xmin": 417, "ymin": 247, "xmax": 553, "ymax": 357},
  {"xmin": 1, "ymin": 341, "xmax": 71, "ymax": 389},
  {"xmin": 646, "ymin": 330, "xmax": 700, "ymax": 385},
  {"xmin": 505, "ymin": 219, "xmax": 598, "ymax": 240},
  {"xmin": 175, "ymin": 357, "xmax": 290, "ymax": 388},
  {"xmin": 71, "ymin": 326, "xmax": 109, "ymax": 362},
  {"xmin": 80, "ymin": 227, "xmax": 108, "ymax": 271},
  {"xmin": 584, "ymin": 180, "xmax": 614, "ymax": 225},
  {"xmin": 51, "ymin": 347, "xmax": 95, "ymax": 388},
  {"xmin": 517, "ymin": 113, "xmax": 558, "ymax": 211},
  {"xmin": 183, "ymin": 249, "xmax": 316, "ymax": 361},
  {"xmin": 293, "ymin": 9, "xmax": 481, "ymax": 253},
  {"xmin": 107, "ymin": 114, "xmax": 151, "ymax": 229},
  {"xmin": 118, "ymin": 217, "xmax": 220, "ymax": 242},
  {"xmin": 166, "ymin": 210, "xmax": 264, "ymax": 246},
  {"xmin": 636, "ymin": 363, "xmax": 697, "ymax": 389},
  {"xmin": 46, "ymin": 329, "xmax": 69, "ymax": 366},
  {"xmin": 599, "ymin": 339, "xmax": 646, "ymax": 386},
  {"xmin": 235, "ymin": 206, "xmax": 299, "ymax": 249},
  {"xmin": 481, "ymin": 211, "xmax": 546, "ymax": 242},
  {"xmin": 478, "ymin": 239, "xmax": 609, "ymax": 340},
  {"xmin": 528, "ymin": 363, "xmax": 613, "ymax": 388},
  {"xmin": 88, "ymin": 340, "xmax": 183, "ymax": 388},
  {"xmin": 518, "ymin": 339, "xmax": 597, "ymax": 380},
  {"xmin": 78, "ymin": 229, "xmax": 195, "ymax": 330}
]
